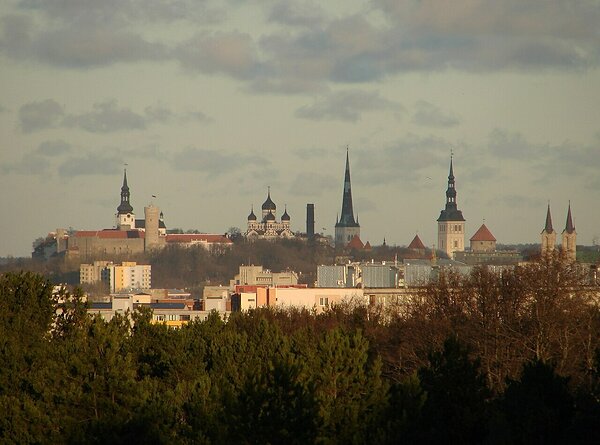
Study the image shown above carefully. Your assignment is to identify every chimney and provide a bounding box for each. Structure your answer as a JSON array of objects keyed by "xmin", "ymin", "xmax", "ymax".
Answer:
[{"xmin": 306, "ymin": 204, "xmax": 315, "ymax": 239}]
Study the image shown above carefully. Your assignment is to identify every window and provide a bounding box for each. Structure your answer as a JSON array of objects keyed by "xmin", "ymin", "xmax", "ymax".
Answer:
[
  {"xmin": 319, "ymin": 297, "xmax": 329, "ymax": 306},
  {"xmin": 454, "ymin": 240, "xmax": 458, "ymax": 248}
]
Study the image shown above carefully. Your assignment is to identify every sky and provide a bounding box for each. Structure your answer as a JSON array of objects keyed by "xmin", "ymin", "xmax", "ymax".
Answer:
[{"xmin": 1, "ymin": 0, "xmax": 599, "ymax": 257}]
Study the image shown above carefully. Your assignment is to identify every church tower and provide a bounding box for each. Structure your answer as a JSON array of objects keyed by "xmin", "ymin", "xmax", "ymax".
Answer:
[
  {"xmin": 561, "ymin": 202, "xmax": 577, "ymax": 262},
  {"xmin": 335, "ymin": 148, "xmax": 360, "ymax": 247},
  {"xmin": 541, "ymin": 203, "xmax": 556, "ymax": 256},
  {"xmin": 437, "ymin": 155, "xmax": 465, "ymax": 258},
  {"xmin": 116, "ymin": 169, "xmax": 135, "ymax": 230}
]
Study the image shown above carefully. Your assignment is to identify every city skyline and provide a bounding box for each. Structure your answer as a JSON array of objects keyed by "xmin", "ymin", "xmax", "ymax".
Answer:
[{"xmin": 1, "ymin": 0, "xmax": 599, "ymax": 257}]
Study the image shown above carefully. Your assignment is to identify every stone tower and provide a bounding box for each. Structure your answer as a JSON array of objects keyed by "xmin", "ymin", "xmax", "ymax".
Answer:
[
  {"xmin": 144, "ymin": 205, "xmax": 160, "ymax": 251},
  {"xmin": 116, "ymin": 169, "xmax": 135, "ymax": 230},
  {"xmin": 541, "ymin": 203, "xmax": 556, "ymax": 256},
  {"xmin": 437, "ymin": 155, "xmax": 465, "ymax": 258},
  {"xmin": 561, "ymin": 202, "xmax": 577, "ymax": 262},
  {"xmin": 335, "ymin": 148, "xmax": 360, "ymax": 247}
]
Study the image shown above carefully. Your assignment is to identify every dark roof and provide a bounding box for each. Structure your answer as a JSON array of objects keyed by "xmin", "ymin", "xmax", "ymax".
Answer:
[
  {"xmin": 150, "ymin": 302, "xmax": 186, "ymax": 310},
  {"xmin": 262, "ymin": 190, "xmax": 276, "ymax": 211},
  {"xmin": 437, "ymin": 209, "xmax": 465, "ymax": 222},
  {"xmin": 247, "ymin": 207, "xmax": 257, "ymax": 221},
  {"xmin": 408, "ymin": 234, "xmax": 426, "ymax": 250},
  {"xmin": 135, "ymin": 219, "xmax": 167, "ymax": 229},
  {"xmin": 564, "ymin": 202, "xmax": 575, "ymax": 234},
  {"xmin": 90, "ymin": 302, "xmax": 112, "ymax": 310},
  {"xmin": 281, "ymin": 206, "xmax": 290, "ymax": 221},
  {"xmin": 117, "ymin": 170, "xmax": 134, "ymax": 214},
  {"xmin": 470, "ymin": 224, "xmax": 496, "ymax": 242},
  {"xmin": 543, "ymin": 204, "xmax": 554, "ymax": 233},
  {"xmin": 337, "ymin": 148, "xmax": 359, "ymax": 228},
  {"xmin": 265, "ymin": 211, "xmax": 276, "ymax": 221}
]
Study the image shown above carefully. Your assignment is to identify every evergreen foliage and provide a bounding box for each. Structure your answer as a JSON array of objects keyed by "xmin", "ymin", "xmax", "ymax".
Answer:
[{"xmin": 1, "ymin": 259, "xmax": 600, "ymax": 443}]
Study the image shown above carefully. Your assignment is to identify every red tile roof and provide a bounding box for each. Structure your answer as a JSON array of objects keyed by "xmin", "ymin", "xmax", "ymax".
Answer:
[
  {"xmin": 470, "ymin": 224, "xmax": 496, "ymax": 242},
  {"xmin": 75, "ymin": 230, "xmax": 143, "ymax": 239},
  {"xmin": 408, "ymin": 234, "xmax": 426, "ymax": 250},
  {"xmin": 347, "ymin": 235, "xmax": 364, "ymax": 250},
  {"xmin": 165, "ymin": 234, "xmax": 233, "ymax": 244}
]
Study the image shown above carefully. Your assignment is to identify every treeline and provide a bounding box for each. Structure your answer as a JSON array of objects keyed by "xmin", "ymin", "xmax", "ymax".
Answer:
[{"xmin": 2, "ymin": 257, "xmax": 600, "ymax": 443}]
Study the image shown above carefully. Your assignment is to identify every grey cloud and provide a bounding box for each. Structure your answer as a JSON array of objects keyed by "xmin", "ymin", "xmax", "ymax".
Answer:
[
  {"xmin": 295, "ymin": 90, "xmax": 402, "ymax": 122},
  {"xmin": 144, "ymin": 104, "xmax": 213, "ymax": 124},
  {"xmin": 412, "ymin": 100, "xmax": 460, "ymax": 128},
  {"xmin": 19, "ymin": 99, "xmax": 64, "ymax": 133},
  {"xmin": 288, "ymin": 172, "xmax": 337, "ymax": 196},
  {"xmin": 58, "ymin": 154, "xmax": 121, "ymax": 177},
  {"xmin": 355, "ymin": 134, "xmax": 455, "ymax": 185},
  {"xmin": 292, "ymin": 147, "xmax": 329, "ymax": 159},
  {"xmin": 19, "ymin": 0, "xmax": 224, "ymax": 25},
  {"xmin": 488, "ymin": 128, "xmax": 542, "ymax": 159},
  {"xmin": 175, "ymin": 32, "xmax": 261, "ymax": 79},
  {"xmin": 37, "ymin": 140, "xmax": 71, "ymax": 156},
  {"xmin": 170, "ymin": 147, "xmax": 268, "ymax": 177},
  {"xmin": 35, "ymin": 27, "xmax": 165, "ymax": 68},
  {"xmin": 0, "ymin": 154, "xmax": 49, "ymax": 175},
  {"xmin": 496, "ymin": 194, "xmax": 541, "ymax": 208},
  {"xmin": 64, "ymin": 101, "xmax": 146, "ymax": 133},
  {"xmin": 268, "ymin": 1, "xmax": 327, "ymax": 28}
]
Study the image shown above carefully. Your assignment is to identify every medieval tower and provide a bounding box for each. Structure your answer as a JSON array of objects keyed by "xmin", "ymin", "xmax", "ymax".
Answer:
[
  {"xmin": 116, "ymin": 169, "xmax": 135, "ymax": 230},
  {"xmin": 541, "ymin": 203, "xmax": 556, "ymax": 256},
  {"xmin": 335, "ymin": 148, "xmax": 360, "ymax": 247},
  {"xmin": 561, "ymin": 202, "xmax": 577, "ymax": 262},
  {"xmin": 437, "ymin": 155, "xmax": 465, "ymax": 258}
]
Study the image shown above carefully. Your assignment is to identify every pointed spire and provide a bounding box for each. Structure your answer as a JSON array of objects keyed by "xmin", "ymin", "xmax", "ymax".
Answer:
[
  {"xmin": 117, "ymin": 168, "xmax": 134, "ymax": 214},
  {"xmin": 565, "ymin": 201, "xmax": 575, "ymax": 234},
  {"xmin": 449, "ymin": 149, "xmax": 454, "ymax": 180},
  {"xmin": 544, "ymin": 202, "xmax": 554, "ymax": 233},
  {"xmin": 337, "ymin": 147, "xmax": 358, "ymax": 227},
  {"xmin": 437, "ymin": 154, "xmax": 464, "ymax": 222}
]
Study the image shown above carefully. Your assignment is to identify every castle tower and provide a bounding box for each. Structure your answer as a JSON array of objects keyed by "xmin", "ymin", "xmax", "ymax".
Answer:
[
  {"xmin": 561, "ymin": 202, "xmax": 577, "ymax": 262},
  {"xmin": 335, "ymin": 148, "xmax": 360, "ymax": 247},
  {"xmin": 144, "ymin": 205, "xmax": 160, "ymax": 251},
  {"xmin": 116, "ymin": 169, "xmax": 135, "ymax": 230},
  {"xmin": 541, "ymin": 203, "xmax": 556, "ymax": 256},
  {"xmin": 306, "ymin": 204, "xmax": 315, "ymax": 239},
  {"xmin": 437, "ymin": 155, "xmax": 465, "ymax": 258}
]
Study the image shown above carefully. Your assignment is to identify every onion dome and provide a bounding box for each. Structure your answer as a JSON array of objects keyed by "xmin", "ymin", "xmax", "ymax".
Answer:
[
  {"xmin": 248, "ymin": 206, "xmax": 257, "ymax": 221},
  {"xmin": 262, "ymin": 188, "xmax": 276, "ymax": 212},
  {"xmin": 265, "ymin": 211, "xmax": 276, "ymax": 221},
  {"xmin": 281, "ymin": 205, "xmax": 290, "ymax": 221}
]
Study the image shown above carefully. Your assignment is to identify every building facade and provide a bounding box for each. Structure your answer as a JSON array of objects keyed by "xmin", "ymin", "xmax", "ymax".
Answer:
[
  {"xmin": 541, "ymin": 202, "xmax": 577, "ymax": 261},
  {"xmin": 437, "ymin": 155, "xmax": 466, "ymax": 258}
]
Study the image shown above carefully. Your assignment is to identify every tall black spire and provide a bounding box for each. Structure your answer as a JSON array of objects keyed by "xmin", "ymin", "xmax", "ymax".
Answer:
[
  {"xmin": 543, "ymin": 202, "xmax": 554, "ymax": 233},
  {"xmin": 564, "ymin": 201, "xmax": 575, "ymax": 234},
  {"xmin": 336, "ymin": 147, "xmax": 359, "ymax": 228},
  {"xmin": 437, "ymin": 154, "xmax": 465, "ymax": 222},
  {"xmin": 117, "ymin": 169, "xmax": 133, "ymax": 214}
]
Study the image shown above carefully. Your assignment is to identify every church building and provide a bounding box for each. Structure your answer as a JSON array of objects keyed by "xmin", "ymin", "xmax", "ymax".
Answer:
[
  {"xmin": 437, "ymin": 155, "xmax": 466, "ymax": 259},
  {"xmin": 541, "ymin": 202, "xmax": 577, "ymax": 262},
  {"xmin": 335, "ymin": 148, "xmax": 361, "ymax": 247},
  {"xmin": 245, "ymin": 188, "xmax": 294, "ymax": 239}
]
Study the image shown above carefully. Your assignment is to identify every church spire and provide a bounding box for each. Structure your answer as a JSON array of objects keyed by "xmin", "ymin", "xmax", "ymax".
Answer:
[
  {"xmin": 117, "ymin": 169, "xmax": 133, "ymax": 214},
  {"xmin": 564, "ymin": 201, "xmax": 575, "ymax": 234},
  {"xmin": 437, "ymin": 154, "xmax": 464, "ymax": 222},
  {"xmin": 544, "ymin": 202, "xmax": 554, "ymax": 233},
  {"xmin": 337, "ymin": 146, "xmax": 358, "ymax": 227}
]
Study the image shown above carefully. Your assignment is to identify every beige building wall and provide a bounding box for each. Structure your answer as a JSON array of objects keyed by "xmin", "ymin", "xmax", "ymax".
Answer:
[
  {"xmin": 438, "ymin": 221, "xmax": 465, "ymax": 258},
  {"xmin": 268, "ymin": 287, "xmax": 366, "ymax": 313},
  {"xmin": 80, "ymin": 260, "xmax": 113, "ymax": 284}
]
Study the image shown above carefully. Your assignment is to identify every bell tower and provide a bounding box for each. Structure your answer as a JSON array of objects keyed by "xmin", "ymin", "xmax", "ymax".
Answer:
[
  {"xmin": 540, "ymin": 203, "xmax": 556, "ymax": 256},
  {"xmin": 437, "ymin": 154, "xmax": 465, "ymax": 258},
  {"xmin": 116, "ymin": 169, "xmax": 135, "ymax": 230},
  {"xmin": 561, "ymin": 202, "xmax": 577, "ymax": 262}
]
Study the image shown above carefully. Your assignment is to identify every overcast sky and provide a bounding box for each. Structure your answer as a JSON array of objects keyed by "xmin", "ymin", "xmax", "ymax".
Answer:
[{"xmin": 1, "ymin": 0, "xmax": 599, "ymax": 257}]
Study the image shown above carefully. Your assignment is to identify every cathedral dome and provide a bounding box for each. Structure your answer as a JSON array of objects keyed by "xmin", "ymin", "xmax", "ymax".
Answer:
[
  {"xmin": 265, "ymin": 211, "xmax": 276, "ymax": 221},
  {"xmin": 248, "ymin": 207, "xmax": 257, "ymax": 221},
  {"xmin": 281, "ymin": 207, "xmax": 290, "ymax": 221},
  {"xmin": 262, "ymin": 189, "xmax": 276, "ymax": 211}
]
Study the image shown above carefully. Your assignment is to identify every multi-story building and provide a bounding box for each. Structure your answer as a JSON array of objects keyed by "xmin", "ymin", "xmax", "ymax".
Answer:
[
  {"xmin": 437, "ymin": 155, "xmax": 466, "ymax": 258},
  {"xmin": 104, "ymin": 261, "xmax": 151, "ymax": 293},
  {"xmin": 230, "ymin": 265, "xmax": 299, "ymax": 287}
]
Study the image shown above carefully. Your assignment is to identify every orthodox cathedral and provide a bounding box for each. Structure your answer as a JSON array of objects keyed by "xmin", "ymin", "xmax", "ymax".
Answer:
[{"xmin": 245, "ymin": 188, "xmax": 294, "ymax": 239}]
